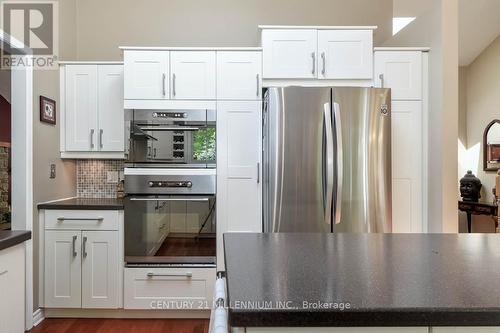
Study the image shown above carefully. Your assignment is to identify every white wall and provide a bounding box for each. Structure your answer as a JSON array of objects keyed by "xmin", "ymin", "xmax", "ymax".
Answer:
[
  {"xmin": 384, "ymin": 0, "xmax": 459, "ymax": 233},
  {"xmin": 74, "ymin": 0, "xmax": 393, "ymax": 60}
]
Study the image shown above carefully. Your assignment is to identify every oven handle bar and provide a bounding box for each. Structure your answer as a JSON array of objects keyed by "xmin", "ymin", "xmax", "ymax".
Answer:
[
  {"xmin": 138, "ymin": 126, "xmax": 201, "ymax": 131},
  {"xmin": 129, "ymin": 198, "xmax": 210, "ymax": 202}
]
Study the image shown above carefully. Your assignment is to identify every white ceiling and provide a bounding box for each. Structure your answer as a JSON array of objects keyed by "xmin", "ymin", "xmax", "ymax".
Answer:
[{"xmin": 458, "ymin": 0, "xmax": 500, "ymax": 66}]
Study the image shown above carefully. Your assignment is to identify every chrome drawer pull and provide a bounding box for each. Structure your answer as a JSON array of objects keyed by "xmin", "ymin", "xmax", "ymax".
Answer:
[
  {"xmin": 82, "ymin": 236, "xmax": 88, "ymax": 258},
  {"xmin": 147, "ymin": 272, "xmax": 192, "ymax": 278},
  {"xmin": 57, "ymin": 217, "xmax": 104, "ymax": 222},
  {"xmin": 72, "ymin": 235, "xmax": 77, "ymax": 257}
]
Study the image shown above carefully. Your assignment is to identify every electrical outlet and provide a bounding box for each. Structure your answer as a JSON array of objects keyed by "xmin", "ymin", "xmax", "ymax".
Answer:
[
  {"xmin": 106, "ymin": 171, "xmax": 118, "ymax": 183},
  {"xmin": 50, "ymin": 164, "xmax": 56, "ymax": 179}
]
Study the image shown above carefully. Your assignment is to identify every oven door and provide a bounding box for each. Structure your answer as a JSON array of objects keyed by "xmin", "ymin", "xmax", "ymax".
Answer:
[
  {"xmin": 124, "ymin": 195, "xmax": 216, "ymax": 266},
  {"xmin": 128, "ymin": 109, "xmax": 216, "ymax": 168}
]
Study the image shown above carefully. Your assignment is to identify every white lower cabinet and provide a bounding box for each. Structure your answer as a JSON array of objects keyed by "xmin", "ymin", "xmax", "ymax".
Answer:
[
  {"xmin": 0, "ymin": 244, "xmax": 25, "ymax": 333},
  {"xmin": 81, "ymin": 231, "xmax": 120, "ymax": 308},
  {"xmin": 433, "ymin": 329, "xmax": 500, "ymax": 333},
  {"xmin": 124, "ymin": 267, "xmax": 216, "ymax": 310},
  {"xmin": 43, "ymin": 209, "xmax": 123, "ymax": 309}
]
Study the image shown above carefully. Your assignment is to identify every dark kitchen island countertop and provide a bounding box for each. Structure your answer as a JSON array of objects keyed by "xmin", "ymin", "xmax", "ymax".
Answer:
[
  {"xmin": 0, "ymin": 230, "xmax": 31, "ymax": 251},
  {"xmin": 38, "ymin": 197, "xmax": 124, "ymax": 210},
  {"xmin": 224, "ymin": 233, "xmax": 500, "ymax": 327}
]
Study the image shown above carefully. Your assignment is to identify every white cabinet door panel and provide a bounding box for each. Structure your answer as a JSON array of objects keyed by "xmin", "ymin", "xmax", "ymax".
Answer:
[
  {"xmin": 318, "ymin": 30, "xmax": 373, "ymax": 79},
  {"xmin": 217, "ymin": 51, "xmax": 262, "ymax": 100},
  {"xmin": 124, "ymin": 50, "xmax": 169, "ymax": 100},
  {"xmin": 262, "ymin": 29, "xmax": 317, "ymax": 79},
  {"xmin": 81, "ymin": 231, "xmax": 120, "ymax": 308},
  {"xmin": 391, "ymin": 101, "xmax": 423, "ymax": 233},
  {"xmin": 65, "ymin": 65, "xmax": 98, "ymax": 151},
  {"xmin": 246, "ymin": 328, "xmax": 428, "ymax": 333},
  {"xmin": 98, "ymin": 65, "xmax": 124, "ymax": 151},
  {"xmin": 0, "ymin": 244, "xmax": 25, "ymax": 333},
  {"xmin": 170, "ymin": 51, "xmax": 216, "ymax": 99},
  {"xmin": 44, "ymin": 230, "xmax": 82, "ymax": 308},
  {"xmin": 375, "ymin": 51, "xmax": 422, "ymax": 100}
]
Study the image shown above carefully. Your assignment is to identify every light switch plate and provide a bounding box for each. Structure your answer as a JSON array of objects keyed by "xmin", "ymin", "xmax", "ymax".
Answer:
[
  {"xmin": 50, "ymin": 164, "xmax": 56, "ymax": 179},
  {"xmin": 106, "ymin": 171, "xmax": 118, "ymax": 183}
]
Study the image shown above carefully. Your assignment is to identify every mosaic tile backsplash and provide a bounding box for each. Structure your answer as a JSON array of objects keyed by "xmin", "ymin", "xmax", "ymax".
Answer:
[{"xmin": 77, "ymin": 160, "xmax": 124, "ymax": 198}]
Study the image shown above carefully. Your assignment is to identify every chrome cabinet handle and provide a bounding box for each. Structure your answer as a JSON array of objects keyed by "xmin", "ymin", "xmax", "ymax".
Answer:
[
  {"xmin": 147, "ymin": 146, "xmax": 152, "ymax": 158},
  {"xmin": 321, "ymin": 52, "xmax": 326, "ymax": 76},
  {"xmin": 323, "ymin": 103, "xmax": 334, "ymax": 225},
  {"xmin": 379, "ymin": 74, "xmax": 384, "ymax": 88},
  {"xmin": 256, "ymin": 74, "xmax": 260, "ymax": 97},
  {"xmin": 162, "ymin": 73, "xmax": 166, "ymax": 96},
  {"xmin": 311, "ymin": 52, "xmax": 316, "ymax": 75},
  {"xmin": 82, "ymin": 236, "xmax": 88, "ymax": 258},
  {"xmin": 72, "ymin": 235, "xmax": 77, "ymax": 257},
  {"xmin": 257, "ymin": 162, "xmax": 260, "ymax": 183},
  {"xmin": 153, "ymin": 148, "xmax": 157, "ymax": 158},
  {"xmin": 147, "ymin": 272, "xmax": 192, "ymax": 278},
  {"xmin": 333, "ymin": 102, "xmax": 343, "ymax": 225},
  {"xmin": 90, "ymin": 129, "xmax": 95, "ymax": 149},
  {"xmin": 57, "ymin": 217, "xmax": 104, "ymax": 222},
  {"xmin": 172, "ymin": 73, "xmax": 176, "ymax": 97},
  {"xmin": 130, "ymin": 198, "xmax": 210, "ymax": 202},
  {"xmin": 99, "ymin": 129, "xmax": 103, "ymax": 149},
  {"xmin": 0, "ymin": 270, "xmax": 8, "ymax": 276}
]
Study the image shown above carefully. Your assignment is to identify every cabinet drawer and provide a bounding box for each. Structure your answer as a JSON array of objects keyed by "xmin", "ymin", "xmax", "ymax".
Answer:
[
  {"xmin": 124, "ymin": 267, "xmax": 215, "ymax": 310},
  {"xmin": 45, "ymin": 210, "xmax": 120, "ymax": 230}
]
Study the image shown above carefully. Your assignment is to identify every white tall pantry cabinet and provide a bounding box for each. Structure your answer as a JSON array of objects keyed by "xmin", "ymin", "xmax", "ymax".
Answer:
[{"xmin": 374, "ymin": 48, "xmax": 429, "ymax": 233}]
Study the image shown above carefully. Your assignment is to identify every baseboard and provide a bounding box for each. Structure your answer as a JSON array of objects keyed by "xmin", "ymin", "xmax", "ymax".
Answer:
[
  {"xmin": 33, "ymin": 308, "xmax": 45, "ymax": 326},
  {"xmin": 43, "ymin": 308, "xmax": 210, "ymax": 319}
]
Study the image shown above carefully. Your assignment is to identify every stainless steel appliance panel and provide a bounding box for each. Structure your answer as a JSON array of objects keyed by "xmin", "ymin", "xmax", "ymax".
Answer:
[
  {"xmin": 125, "ymin": 174, "xmax": 216, "ymax": 195},
  {"xmin": 263, "ymin": 87, "xmax": 332, "ymax": 233},
  {"xmin": 332, "ymin": 87, "xmax": 391, "ymax": 233}
]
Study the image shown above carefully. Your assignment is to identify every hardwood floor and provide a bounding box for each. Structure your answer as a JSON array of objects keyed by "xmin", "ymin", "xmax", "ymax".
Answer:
[
  {"xmin": 155, "ymin": 237, "xmax": 216, "ymax": 257},
  {"xmin": 29, "ymin": 318, "xmax": 209, "ymax": 333}
]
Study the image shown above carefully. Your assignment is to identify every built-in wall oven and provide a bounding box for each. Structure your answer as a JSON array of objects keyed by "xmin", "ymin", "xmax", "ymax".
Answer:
[
  {"xmin": 124, "ymin": 168, "xmax": 216, "ymax": 267},
  {"xmin": 126, "ymin": 109, "xmax": 216, "ymax": 168}
]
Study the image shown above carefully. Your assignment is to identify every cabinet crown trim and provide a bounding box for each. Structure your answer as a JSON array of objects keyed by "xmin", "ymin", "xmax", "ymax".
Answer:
[
  {"xmin": 119, "ymin": 46, "xmax": 263, "ymax": 51},
  {"xmin": 258, "ymin": 25, "xmax": 377, "ymax": 30}
]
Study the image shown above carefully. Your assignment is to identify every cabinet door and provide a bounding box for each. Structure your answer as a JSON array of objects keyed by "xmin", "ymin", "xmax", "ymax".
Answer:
[
  {"xmin": 217, "ymin": 101, "xmax": 262, "ymax": 235},
  {"xmin": 0, "ymin": 244, "xmax": 25, "ymax": 333},
  {"xmin": 98, "ymin": 65, "xmax": 124, "ymax": 151},
  {"xmin": 44, "ymin": 230, "xmax": 81, "ymax": 308},
  {"xmin": 318, "ymin": 30, "xmax": 373, "ymax": 79},
  {"xmin": 374, "ymin": 51, "xmax": 423, "ymax": 100},
  {"xmin": 170, "ymin": 51, "xmax": 216, "ymax": 99},
  {"xmin": 217, "ymin": 51, "xmax": 262, "ymax": 100},
  {"xmin": 65, "ymin": 65, "xmax": 98, "ymax": 151},
  {"xmin": 81, "ymin": 231, "xmax": 120, "ymax": 308},
  {"xmin": 124, "ymin": 50, "xmax": 169, "ymax": 99},
  {"xmin": 262, "ymin": 29, "xmax": 317, "ymax": 79},
  {"xmin": 392, "ymin": 101, "xmax": 423, "ymax": 233}
]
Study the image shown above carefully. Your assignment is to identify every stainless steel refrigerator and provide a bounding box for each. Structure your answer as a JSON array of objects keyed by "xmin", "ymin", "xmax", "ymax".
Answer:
[{"xmin": 263, "ymin": 87, "xmax": 391, "ymax": 233}]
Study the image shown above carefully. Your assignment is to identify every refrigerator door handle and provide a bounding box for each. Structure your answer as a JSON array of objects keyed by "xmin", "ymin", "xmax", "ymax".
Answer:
[
  {"xmin": 333, "ymin": 102, "xmax": 343, "ymax": 224},
  {"xmin": 323, "ymin": 103, "xmax": 334, "ymax": 225}
]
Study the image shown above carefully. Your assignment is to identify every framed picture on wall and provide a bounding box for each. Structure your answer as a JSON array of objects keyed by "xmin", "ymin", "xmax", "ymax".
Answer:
[{"xmin": 40, "ymin": 96, "xmax": 56, "ymax": 125}]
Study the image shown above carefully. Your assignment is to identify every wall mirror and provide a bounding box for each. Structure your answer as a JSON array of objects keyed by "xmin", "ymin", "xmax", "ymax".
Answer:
[{"xmin": 484, "ymin": 119, "xmax": 500, "ymax": 171}]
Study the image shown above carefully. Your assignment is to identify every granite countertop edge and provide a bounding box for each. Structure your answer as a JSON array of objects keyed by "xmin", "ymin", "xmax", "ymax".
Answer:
[
  {"xmin": 37, "ymin": 198, "xmax": 124, "ymax": 210},
  {"xmin": 0, "ymin": 230, "xmax": 31, "ymax": 251}
]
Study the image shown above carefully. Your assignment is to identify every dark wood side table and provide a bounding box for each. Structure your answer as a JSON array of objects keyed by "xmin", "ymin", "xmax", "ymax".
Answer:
[{"xmin": 458, "ymin": 200, "xmax": 498, "ymax": 233}]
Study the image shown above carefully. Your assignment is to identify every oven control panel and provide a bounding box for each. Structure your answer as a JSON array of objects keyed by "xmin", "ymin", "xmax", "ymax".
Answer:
[
  {"xmin": 148, "ymin": 180, "xmax": 193, "ymax": 188},
  {"xmin": 152, "ymin": 112, "xmax": 188, "ymax": 119}
]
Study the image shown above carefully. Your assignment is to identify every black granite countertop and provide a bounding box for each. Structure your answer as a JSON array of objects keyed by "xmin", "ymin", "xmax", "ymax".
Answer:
[
  {"xmin": 38, "ymin": 198, "xmax": 124, "ymax": 210},
  {"xmin": 224, "ymin": 233, "xmax": 500, "ymax": 327},
  {"xmin": 0, "ymin": 230, "xmax": 31, "ymax": 251}
]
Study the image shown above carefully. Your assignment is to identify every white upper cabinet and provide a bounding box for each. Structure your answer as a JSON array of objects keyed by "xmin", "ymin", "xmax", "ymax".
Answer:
[
  {"xmin": 65, "ymin": 65, "xmax": 98, "ymax": 152},
  {"xmin": 261, "ymin": 29, "xmax": 318, "ymax": 79},
  {"xmin": 61, "ymin": 63, "xmax": 125, "ymax": 158},
  {"xmin": 124, "ymin": 51, "xmax": 169, "ymax": 100},
  {"xmin": 98, "ymin": 65, "xmax": 124, "ymax": 151},
  {"xmin": 317, "ymin": 30, "xmax": 373, "ymax": 79},
  {"xmin": 374, "ymin": 51, "xmax": 423, "ymax": 100},
  {"xmin": 170, "ymin": 51, "xmax": 216, "ymax": 99},
  {"xmin": 217, "ymin": 51, "xmax": 262, "ymax": 100}
]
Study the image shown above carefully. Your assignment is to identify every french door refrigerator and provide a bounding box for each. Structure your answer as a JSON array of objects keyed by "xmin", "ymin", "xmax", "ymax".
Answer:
[{"xmin": 263, "ymin": 87, "xmax": 391, "ymax": 233}]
